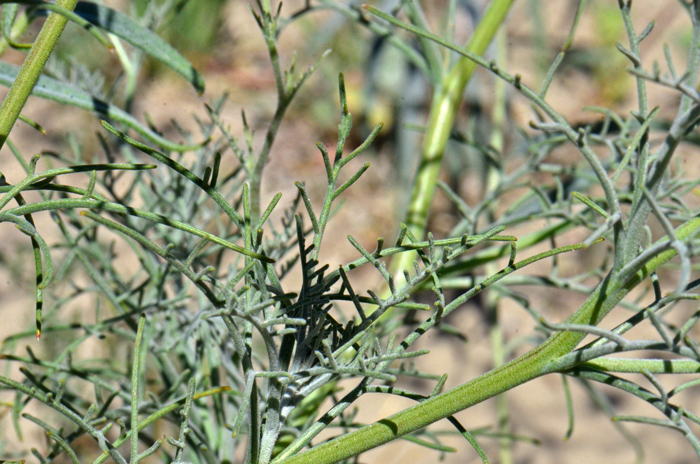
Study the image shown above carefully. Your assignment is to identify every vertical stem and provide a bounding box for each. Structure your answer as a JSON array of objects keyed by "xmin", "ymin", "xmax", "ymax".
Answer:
[
  {"xmin": 390, "ymin": 0, "xmax": 515, "ymax": 281},
  {"xmin": 252, "ymin": 101, "xmax": 287, "ymax": 222},
  {"xmin": 0, "ymin": 0, "xmax": 79, "ymax": 150},
  {"xmin": 130, "ymin": 315, "xmax": 147, "ymax": 464},
  {"xmin": 404, "ymin": 0, "xmax": 514, "ymax": 237},
  {"xmin": 252, "ymin": 2, "xmax": 288, "ymax": 223},
  {"xmin": 619, "ymin": 0, "xmax": 651, "ymax": 269},
  {"xmin": 488, "ymin": 28, "xmax": 512, "ymax": 464}
]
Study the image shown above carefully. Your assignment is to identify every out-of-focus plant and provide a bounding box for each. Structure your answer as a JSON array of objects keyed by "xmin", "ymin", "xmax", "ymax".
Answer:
[
  {"xmin": 134, "ymin": 0, "xmax": 228, "ymax": 52},
  {"xmin": 1, "ymin": 1, "xmax": 700, "ymax": 464}
]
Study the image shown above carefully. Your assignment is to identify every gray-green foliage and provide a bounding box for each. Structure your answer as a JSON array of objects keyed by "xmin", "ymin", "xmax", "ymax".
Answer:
[{"xmin": 2, "ymin": 1, "xmax": 700, "ymax": 464}]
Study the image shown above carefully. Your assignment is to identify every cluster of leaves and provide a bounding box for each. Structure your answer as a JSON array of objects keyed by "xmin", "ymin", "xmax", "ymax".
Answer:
[{"xmin": 2, "ymin": 1, "xmax": 700, "ymax": 464}]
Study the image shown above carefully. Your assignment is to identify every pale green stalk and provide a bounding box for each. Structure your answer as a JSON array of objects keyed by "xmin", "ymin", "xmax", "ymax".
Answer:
[
  {"xmin": 488, "ymin": 28, "xmax": 511, "ymax": 464},
  {"xmin": 130, "ymin": 315, "xmax": 146, "ymax": 464},
  {"xmin": 580, "ymin": 358, "xmax": 700, "ymax": 374},
  {"xmin": 390, "ymin": 0, "xmax": 515, "ymax": 281},
  {"xmin": 0, "ymin": 0, "xmax": 78, "ymax": 149}
]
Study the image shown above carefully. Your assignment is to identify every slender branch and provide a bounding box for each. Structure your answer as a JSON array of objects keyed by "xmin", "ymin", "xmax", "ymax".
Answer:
[{"xmin": 0, "ymin": 0, "xmax": 78, "ymax": 149}]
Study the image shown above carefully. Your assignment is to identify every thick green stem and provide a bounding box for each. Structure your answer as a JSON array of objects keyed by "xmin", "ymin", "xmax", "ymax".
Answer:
[
  {"xmin": 277, "ymin": 217, "xmax": 700, "ymax": 464},
  {"xmin": 0, "ymin": 0, "xmax": 78, "ymax": 150},
  {"xmin": 391, "ymin": 0, "xmax": 514, "ymax": 281},
  {"xmin": 404, "ymin": 0, "xmax": 514, "ymax": 236}
]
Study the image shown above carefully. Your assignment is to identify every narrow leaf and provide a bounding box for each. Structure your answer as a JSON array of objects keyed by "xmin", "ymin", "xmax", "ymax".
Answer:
[
  {"xmin": 73, "ymin": 1, "xmax": 204, "ymax": 94},
  {"xmin": 0, "ymin": 61, "xmax": 201, "ymax": 152}
]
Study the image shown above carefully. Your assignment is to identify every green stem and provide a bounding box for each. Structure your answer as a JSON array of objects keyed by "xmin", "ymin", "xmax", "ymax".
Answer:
[
  {"xmin": 0, "ymin": 0, "xmax": 78, "ymax": 150},
  {"xmin": 488, "ymin": 27, "xmax": 512, "ymax": 464},
  {"xmin": 276, "ymin": 217, "xmax": 700, "ymax": 464},
  {"xmin": 579, "ymin": 358, "xmax": 700, "ymax": 374},
  {"xmin": 391, "ymin": 0, "xmax": 515, "ymax": 280},
  {"xmin": 130, "ymin": 315, "xmax": 146, "ymax": 464}
]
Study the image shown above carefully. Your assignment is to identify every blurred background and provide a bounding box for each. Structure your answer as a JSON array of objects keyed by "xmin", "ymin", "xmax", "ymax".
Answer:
[{"xmin": 2, "ymin": 1, "xmax": 700, "ymax": 463}]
